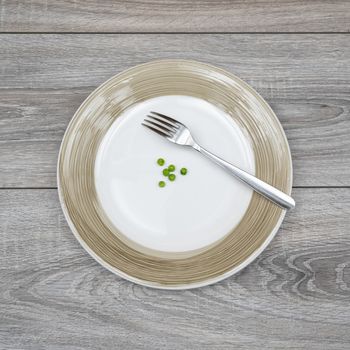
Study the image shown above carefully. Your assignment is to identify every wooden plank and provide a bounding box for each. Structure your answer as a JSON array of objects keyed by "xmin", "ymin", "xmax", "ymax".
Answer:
[
  {"xmin": 0, "ymin": 34, "xmax": 349, "ymax": 187},
  {"xmin": 0, "ymin": 88, "xmax": 88, "ymax": 188},
  {"xmin": 0, "ymin": 188, "xmax": 349, "ymax": 349},
  {"xmin": 0, "ymin": 1, "xmax": 349, "ymax": 33}
]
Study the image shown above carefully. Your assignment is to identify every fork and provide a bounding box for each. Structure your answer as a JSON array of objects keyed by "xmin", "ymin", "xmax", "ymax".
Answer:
[{"xmin": 142, "ymin": 111, "xmax": 295, "ymax": 210}]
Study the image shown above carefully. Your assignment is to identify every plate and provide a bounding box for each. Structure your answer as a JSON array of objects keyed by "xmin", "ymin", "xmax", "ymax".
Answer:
[{"xmin": 58, "ymin": 60, "xmax": 292, "ymax": 289}]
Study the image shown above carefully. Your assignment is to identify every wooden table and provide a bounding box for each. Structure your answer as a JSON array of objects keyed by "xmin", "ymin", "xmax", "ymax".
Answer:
[{"xmin": 1, "ymin": 2, "xmax": 350, "ymax": 349}]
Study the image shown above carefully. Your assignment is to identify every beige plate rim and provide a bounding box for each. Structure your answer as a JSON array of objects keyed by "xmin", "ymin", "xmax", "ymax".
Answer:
[{"xmin": 57, "ymin": 59, "xmax": 293, "ymax": 290}]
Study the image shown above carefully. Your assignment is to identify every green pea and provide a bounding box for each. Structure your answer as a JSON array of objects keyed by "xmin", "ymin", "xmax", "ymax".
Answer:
[
  {"xmin": 168, "ymin": 164, "xmax": 175, "ymax": 172},
  {"xmin": 157, "ymin": 158, "xmax": 165, "ymax": 166},
  {"xmin": 180, "ymin": 167, "xmax": 187, "ymax": 175},
  {"xmin": 158, "ymin": 181, "xmax": 166, "ymax": 188},
  {"xmin": 162, "ymin": 168, "xmax": 170, "ymax": 176},
  {"xmin": 168, "ymin": 173, "xmax": 176, "ymax": 182}
]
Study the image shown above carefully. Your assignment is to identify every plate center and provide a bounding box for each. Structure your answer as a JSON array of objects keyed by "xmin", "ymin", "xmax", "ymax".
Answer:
[{"xmin": 95, "ymin": 95, "xmax": 255, "ymax": 253}]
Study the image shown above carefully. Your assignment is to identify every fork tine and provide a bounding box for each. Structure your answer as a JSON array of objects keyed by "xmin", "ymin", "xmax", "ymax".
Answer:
[
  {"xmin": 150, "ymin": 111, "xmax": 183, "ymax": 127},
  {"xmin": 142, "ymin": 123, "xmax": 171, "ymax": 138},
  {"xmin": 147, "ymin": 115, "xmax": 178, "ymax": 130},
  {"xmin": 144, "ymin": 119, "xmax": 175, "ymax": 135}
]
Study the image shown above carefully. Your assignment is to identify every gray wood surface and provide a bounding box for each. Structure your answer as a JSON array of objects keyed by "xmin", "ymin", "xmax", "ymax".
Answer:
[
  {"xmin": 1, "ymin": 34, "xmax": 350, "ymax": 188},
  {"xmin": 0, "ymin": 188, "xmax": 349, "ymax": 349},
  {"xmin": 0, "ymin": 0, "xmax": 349, "ymax": 33},
  {"xmin": 1, "ymin": 2, "xmax": 350, "ymax": 348}
]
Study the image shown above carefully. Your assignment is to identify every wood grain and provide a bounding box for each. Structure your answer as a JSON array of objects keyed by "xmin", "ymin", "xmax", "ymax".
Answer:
[
  {"xmin": 0, "ymin": 188, "xmax": 349, "ymax": 349},
  {"xmin": 0, "ymin": 0, "xmax": 349, "ymax": 33},
  {"xmin": 0, "ymin": 34, "xmax": 349, "ymax": 187},
  {"xmin": 1, "ymin": 1, "xmax": 349, "ymax": 348}
]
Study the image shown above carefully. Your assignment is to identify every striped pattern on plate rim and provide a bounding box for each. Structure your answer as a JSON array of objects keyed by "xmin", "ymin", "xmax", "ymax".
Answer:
[{"xmin": 58, "ymin": 60, "xmax": 292, "ymax": 289}]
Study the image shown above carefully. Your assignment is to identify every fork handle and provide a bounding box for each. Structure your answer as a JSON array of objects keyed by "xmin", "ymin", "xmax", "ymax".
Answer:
[{"xmin": 193, "ymin": 145, "xmax": 295, "ymax": 210}]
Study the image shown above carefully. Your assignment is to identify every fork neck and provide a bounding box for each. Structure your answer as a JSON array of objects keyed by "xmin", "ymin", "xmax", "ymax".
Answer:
[{"xmin": 192, "ymin": 143, "xmax": 201, "ymax": 152}]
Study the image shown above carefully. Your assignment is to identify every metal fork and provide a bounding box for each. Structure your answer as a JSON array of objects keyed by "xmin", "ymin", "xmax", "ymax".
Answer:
[{"xmin": 142, "ymin": 111, "xmax": 295, "ymax": 210}]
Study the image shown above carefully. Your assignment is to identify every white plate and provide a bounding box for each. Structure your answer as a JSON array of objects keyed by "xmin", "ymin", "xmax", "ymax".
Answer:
[{"xmin": 95, "ymin": 95, "xmax": 255, "ymax": 253}]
